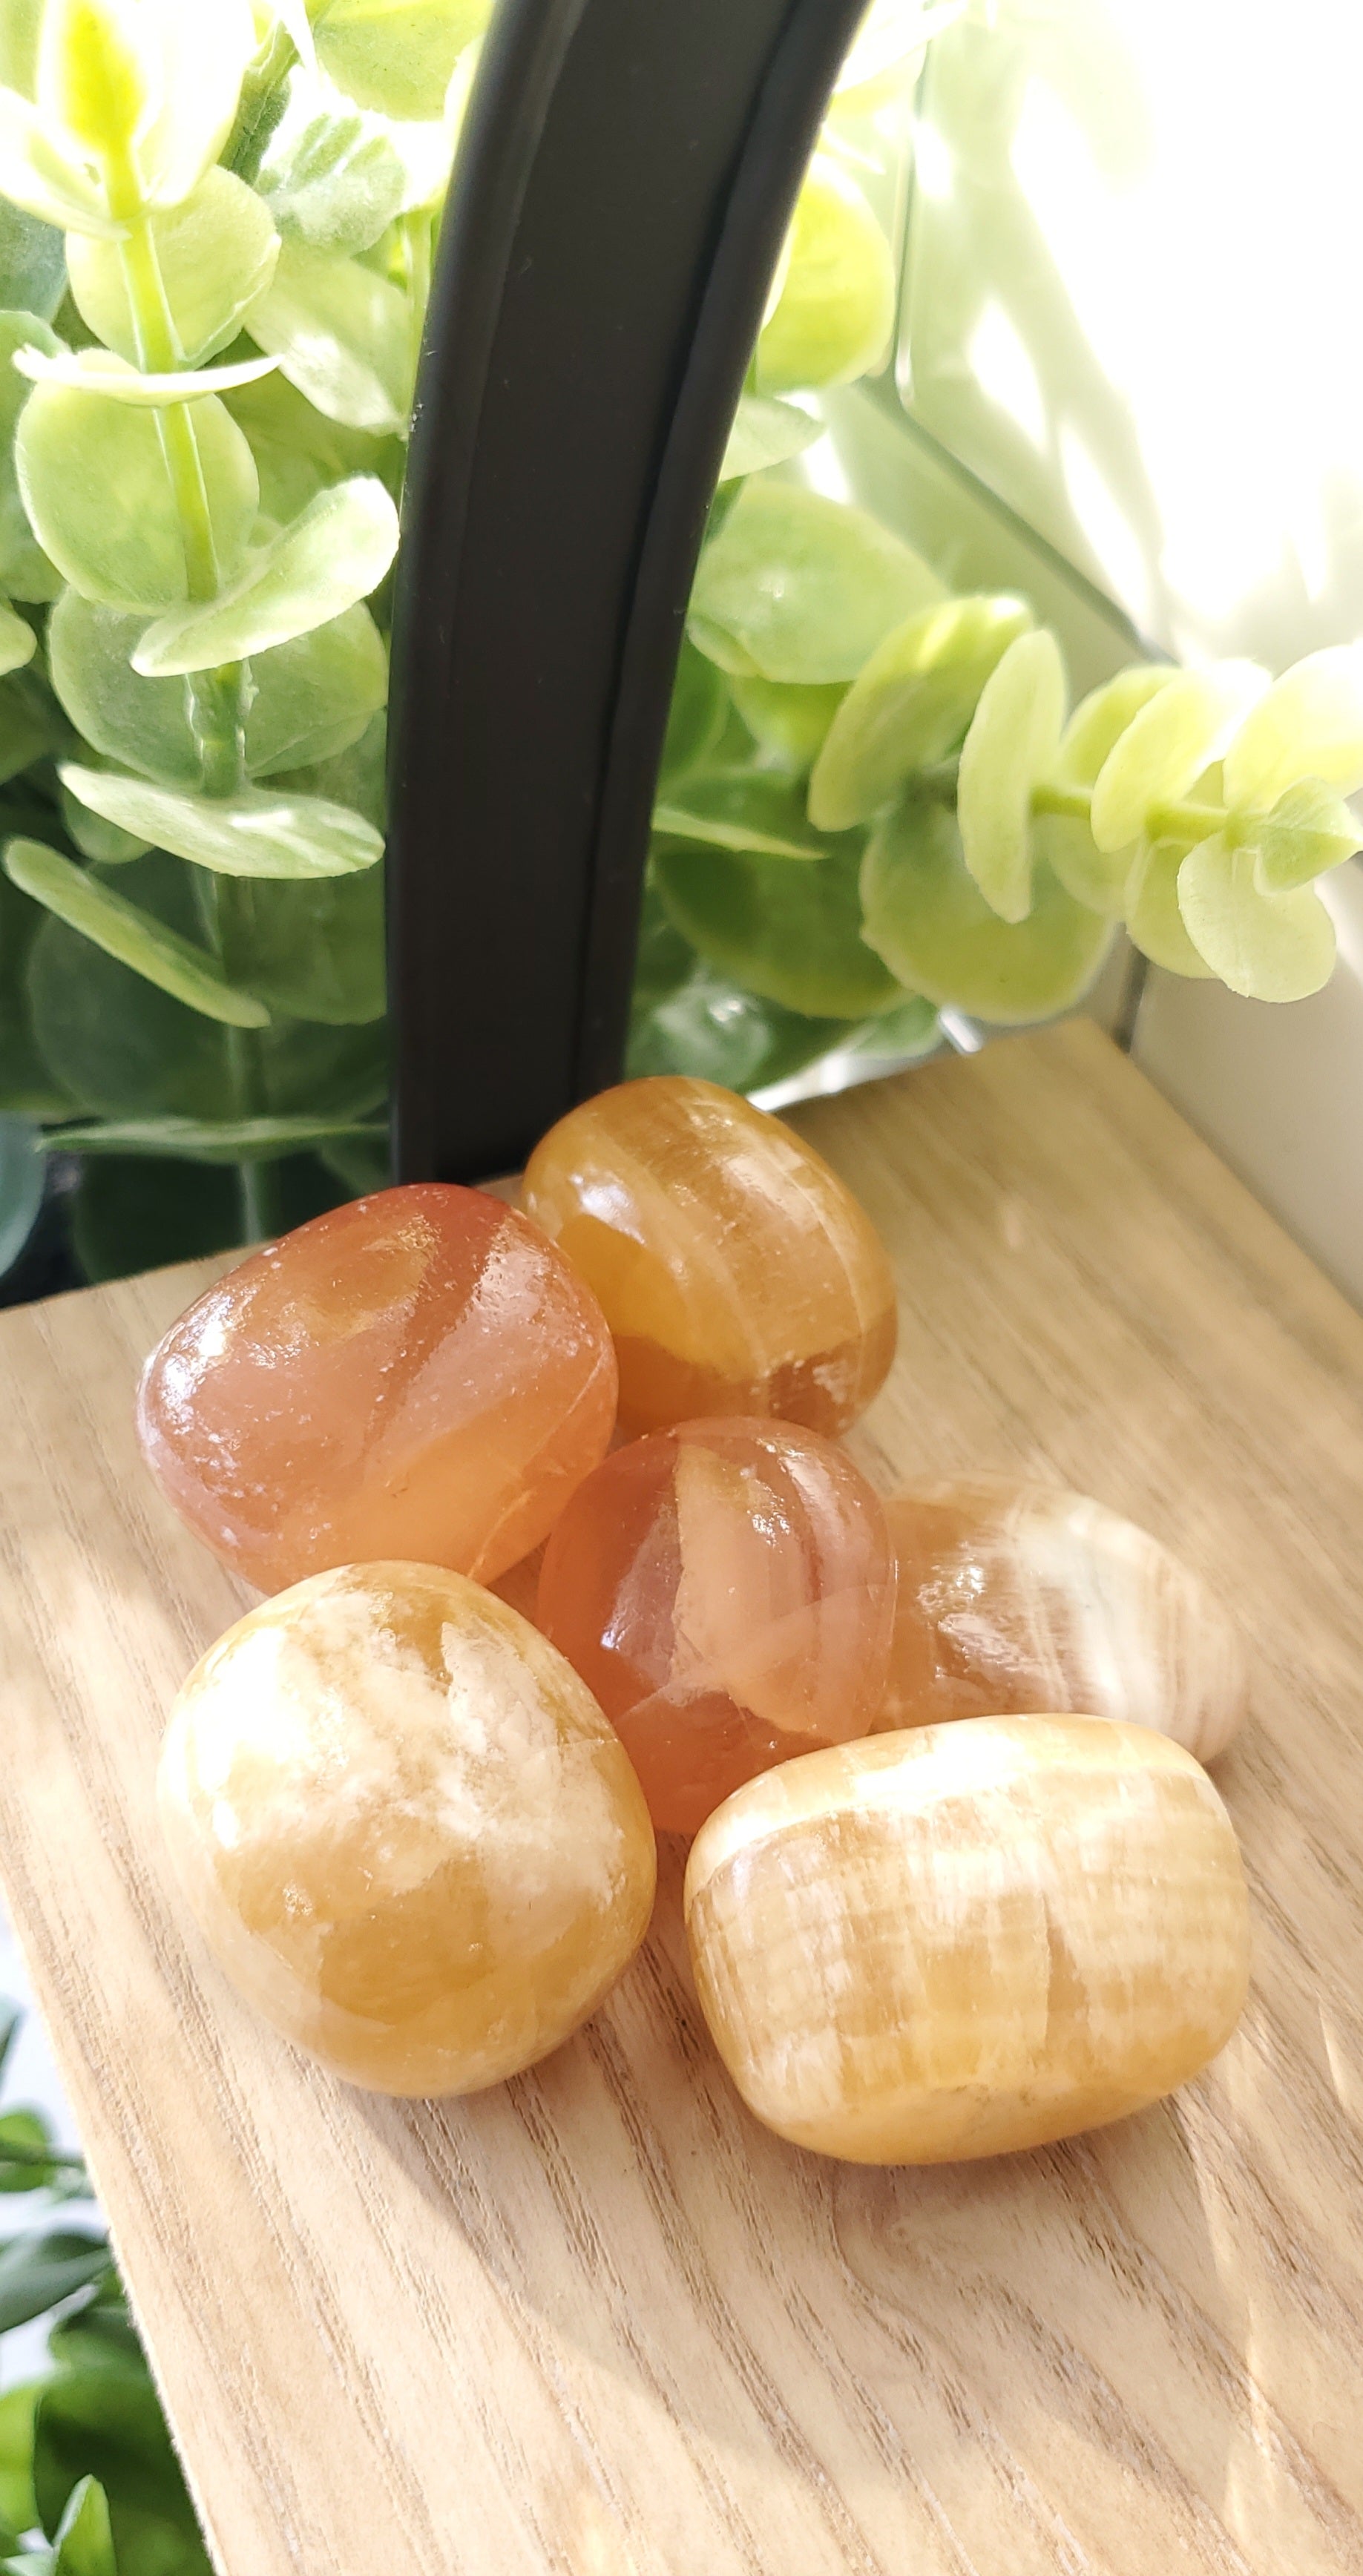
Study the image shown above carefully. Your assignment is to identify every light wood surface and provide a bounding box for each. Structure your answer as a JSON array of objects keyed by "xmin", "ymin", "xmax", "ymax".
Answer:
[{"xmin": 1, "ymin": 1019, "xmax": 1362, "ymax": 2576}]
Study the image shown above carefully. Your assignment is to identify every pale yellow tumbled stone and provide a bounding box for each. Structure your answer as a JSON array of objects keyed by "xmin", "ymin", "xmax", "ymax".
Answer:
[
  {"xmin": 684, "ymin": 1716, "xmax": 1250, "ymax": 2164},
  {"xmin": 160, "ymin": 1563, "xmax": 657, "ymax": 2097}
]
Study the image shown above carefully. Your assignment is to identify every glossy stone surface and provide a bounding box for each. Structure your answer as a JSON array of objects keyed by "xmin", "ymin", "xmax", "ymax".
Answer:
[
  {"xmin": 879, "ymin": 1477, "xmax": 1248, "ymax": 1761},
  {"xmin": 159, "ymin": 1563, "xmax": 657, "ymax": 2097},
  {"xmin": 538, "ymin": 1418, "xmax": 896, "ymax": 1834},
  {"xmin": 686, "ymin": 1716, "xmax": 1250, "ymax": 2164},
  {"xmin": 137, "ymin": 1184, "xmax": 618, "ymax": 1592},
  {"xmin": 520, "ymin": 1075, "xmax": 898, "ymax": 1436}
]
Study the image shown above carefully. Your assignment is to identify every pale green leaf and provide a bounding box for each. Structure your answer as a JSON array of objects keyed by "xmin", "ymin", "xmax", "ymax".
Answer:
[
  {"xmin": 956, "ymin": 628, "xmax": 1065, "ymax": 923},
  {"xmin": 217, "ymin": 867, "xmax": 385, "ymax": 1023},
  {"xmin": 756, "ymin": 156, "xmax": 895, "ymax": 394},
  {"xmin": 654, "ymin": 771, "xmax": 830, "ymax": 860},
  {"xmin": 4, "ymin": 836, "xmax": 270, "ymax": 1025},
  {"xmin": 689, "ymin": 479, "xmax": 946, "ymax": 686},
  {"xmin": 260, "ymin": 107, "xmax": 406, "ymax": 257},
  {"xmin": 223, "ymin": 362, "xmax": 399, "ymax": 522},
  {"xmin": 58, "ymin": 1114, "xmax": 387, "ymax": 1161},
  {"xmin": 654, "ymin": 836, "xmax": 907, "ymax": 1018},
  {"xmin": 809, "ymin": 594, "xmax": 1033, "ymax": 829},
  {"xmin": 48, "ymin": 590, "xmax": 388, "ymax": 785},
  {"xmin": 717, "ymin": 394, "xmax": 821, "ymax": 484},
  {"xmin": 246, "ymin": 237, "xmax": 410, "ymax": 435},
  {"xmin": 13, "ymin": 343, "xmax": 278, "ymax": 406},
  {"xmin": 60, "ymin": 763, "xmax": 384, "ymax": 877},
  {"xmin": 861, "ymin": 795, "xmax": 1112, "ymax": 1020},
  {"xmin": 16, "ymin": 386, "xmax": 258, "ymax": 610},
  {"xmin": 133, "ymin": 475, "xmax": 398, "ymax": 674},
  {"xmin": 1123, "ymin": 838, "xmax": 1212, "ymax": 976},
  {"xmin": 1051, "ymin": 662, "xmax": 1178, "ymax": 786},
  {"xmin": 1177, "ymin": 831, "xmax": 1337, "ymax": 1002},
  {"xmin": 0, "ymin": 85, "xmax": 122, "ymax": 237},
  {"xmin": 0, "ymin": 604, "xmax": 33, "ymax": 676},
  {"xmin": 315, "ymin": 0, "xmax": 493, "ymax": 121},
  {"xmin": 273, "ymin": 0, "xmax": 318, "ymax": 69},
  {"xmin": 729, "ymin": 674, "xmax": 844, "ymax": 775},
  {"xmin": 139, "ymin": 0, "xmax": 258, "ymax": 208},
  {"xmin": 68, "ymin": 168, "xmax": 280, "ymax": 368},
  {"xmin": 0, "ymin": 308, "xmax": 62, "ymax": 597},
  {"xmin": 51, "ymin": 2474, "xmax": 117, "ymax": 2576},
  {"xmin": 1222, "ymin": 645, "xmax": 1363, "ymax": 812},
  {"xmin": 59, "ymin": 783, "xmax": 148, "ymax": 862},
  {"xmin": 1089, "ymin": 663, "xmax": 1268, "ymax": 852},
  {"xmin": 1031, "ymin": 810, "xmax": 1130, "ymax": 918},
  {"xmin": 36, "ymin": 0, "xmax": 159, "ymax": 160},
  {"xmin": 1252, "ymin": 777, "xmax": 1360, "ymax": 893}
]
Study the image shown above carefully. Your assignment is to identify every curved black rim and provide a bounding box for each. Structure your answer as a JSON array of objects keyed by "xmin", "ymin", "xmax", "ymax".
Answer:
[{"xmin": 387, "ymin": 0, "xmax": 870, "ymax": 1180}]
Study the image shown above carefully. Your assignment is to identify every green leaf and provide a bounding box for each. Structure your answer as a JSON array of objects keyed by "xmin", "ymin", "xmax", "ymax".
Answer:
[
  {"xmin": 33, "ymin": 2365, "xmax": 211, "ymax": 2575},
  {"xmin": 809, "ymin": 594, "xmax": 1034, "ymax": 829},
  {"xmin": 3, "ymin": 840, "xmax": 270, "ymax": 1028},
  {"xmin": 0, "ymin": 90, "xmax": 121, "ymax": 238},
  {"xmin": 729, "ymin": 674, "xmax": 844, "ymax": 775},
  {"xmin": 0, "ymin": 856, "xmax": 73, "ymax": 1114},
  {"xmin": 1051, "ymin": 663, "xmax": 1178, "ymax": 788},
  {"xmin": 654, "ymin": 835, "xmax": 907, "ymax": 1018},
  {"xmin": 861, "ymin": 796, "xmax": 1113, "ymax": 1022},
  {"xmin": 0, "ymin": 309, "xmax": 63, "ymax": 600},
  {"xmin": 259, "ymin": 107, "xmax": 406, "ymax": 257},
  {"xmin": 630, "ymin": 878, "xmax": 694, "ymax": 1014},
  {"xmin": 0, "ymin": 670, "xmax": 65, "ymax": 787},
  {"xmin": 0, "ymin": 2110, "xmax": 56, "ymax": 2193},
  {"xmin": 71, "ymin": 1154, "xmax": 240, "ymax": 1281},
  {"xmin": 246, "ymin": 238, "xmax": 410, "ymax": 435},
  {"xmin": 45, "ymin": 2283, "xmax": 141, "ymax": 2380},
  {"xmin": 59, "ymin": 768, "xmax": 383, "ymax": 879},
  {"xmin": 27, "ymin": 851, "xmax": 389, "ymax": 1119},
  {"xmin": 1253, "ymin": 777, "xmax": 1360, "ymax": 893},
  {"xmin": 268, "ymin": 707, "xmax": 386, "ymax": 825},
  {"xmin": 50, "ymin": 2477, "xmax": 116, "ymax": 2576},
  {"xmin": 659, "ymin": 637, "xmax": 727, "ymax": 787},
  {"xmin": 0, "ymin": 203, "xmax": 66, "ymax": 326},
  {"xmin": 0, "ymin": 2385, "xmax": 39, "ymax": 2539},
  {"xmin": 654, "ymin": 770, "xmax": 831, "ymax": 860},
  {"xmin": 58, "ymin": 789, "xmax": 147, "ymax": 866},
  {"xmin": 315, "ymin": 0, "xmax": 493, "ymax": 119},
  {"xmin": 0, "ymin": 606, "xmax": 33, "ymax": 677},
  {"xmin": 0, "ymin": 2235, "xmax": 109, "ymax": 2336},
  {"xmin": 628, "ymin": 958, "xmax": 860, "ymax": 1092},
  {"xmin": 1031, "ymin": 810, "xmax": 1130, "ymax": 919},
  {"xmin": 216, "ymin": 867, "xmax": 385, "ymax": 1023},
  {"xmin": 1223, "ymin": 645, "xmax": 1363, "ymax": 812},
  {"xmin": 755, "ymin": 157, "xmax": 894, "ymax": 395},
  {"xmin": 689, "ymin": 479, "xmax": 946, "ymax": 686},
  {"xmin": 1123, "ymin": 839, "xmax": 1212, "ymax": 977},
  {"xmin": 16, "ymin": 388, "xmax": 258, "ymax": 612},
  {"xmin": 48, "ymin": 593, "xmax": 387, "ymax": 789},
  {"xmin": 221, "ymin": 364, "xmax": 398, "ymax": 525},
  {"xmin": 956, "ymin": 628, "xmax": 1066, "ymax": 922},
  {"xmin": 1177, "ymin": 832, "xmax": 1337, "ymax": 1002},
  {"xmin": 133, "ymin": 476, "xmax": 398, "ymax": 674},
  {"xmin": 135, "ymin": 0, "xmax": 258, "ymax": 215},
  {"xmin": 1089, "ymin": 663, "xmax": 1267, "ymax": 853},
  {"xmin": 0, "ymin": 2002, "xmax": 17, "ymax": 2083},
  {"xmin": 13, "ymin": 345, "xmax": 277, "ymax": 407},
  {"xmin": 717, "ymin": 394, "xmax": 821, "ymax": 484},
  {"xmin": 58, "ymin": 1114, "xmax": 386, "ymax": 1163},
  {"xmin": 68, "ymin": 168, "xmax": 280, "ymax": 369}
]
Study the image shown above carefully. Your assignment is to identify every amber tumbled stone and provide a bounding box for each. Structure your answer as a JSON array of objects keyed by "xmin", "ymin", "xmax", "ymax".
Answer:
[
  {"xmin": 520, "ymin": 1075, "xmax": 898, "ymax": 1436},
  {"xmin": 137, "ymin": 1183, "xmax": 618, "ymax": 1592},
  {"xmin": 880, "ymin": 1477, "xmax": 1247, "ymax": 1761},
  {"xmin": 159, "ymin": 1563, "xmax": 657, "ymax": 2096},
  {"xmin": 537, "ymin": 1417, "xmax": 897, "ymax": 1833},
  {"xmin": 686, "ymin": 1717, "xmax": 1250, "ymax": 2163}
]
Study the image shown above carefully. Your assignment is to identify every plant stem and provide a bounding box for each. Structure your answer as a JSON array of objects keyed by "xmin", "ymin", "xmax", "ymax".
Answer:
[{"xmin": 1031, "ymin": 780, "xmax": 1229, "ymax": 846}]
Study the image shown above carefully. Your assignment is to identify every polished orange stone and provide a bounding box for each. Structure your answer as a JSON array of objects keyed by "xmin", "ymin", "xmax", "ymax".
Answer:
[
  {"xmin": 536, "ymin": 1416, "xmax": 897, "ymax": 1834},
  {"xmin": 520, "ymin": 1075, "xmax": 898, "ymax": 1436},
  {"xmin": 159, "ymin": 1563, "xmax": 657, "ymax": 2096},
  {"xmin": 879, "ymin": 1477, "xmax": 1248, "ymax": 1761},
  {"xmin": 137, "ymin": 1184, "xmax": 618, "ymax": 1593}
]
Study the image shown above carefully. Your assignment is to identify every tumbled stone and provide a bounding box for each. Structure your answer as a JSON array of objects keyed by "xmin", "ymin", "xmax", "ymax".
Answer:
[
  {"xmin": 686, "ymin": 1715, "xmax": 1250, "ymax": 2163},
  {"xmin": 159, "ymin": 1563, "xmax": 657, "ymax": 2097},
  {"xmin": 520, "ymin": 1075, "xmax": 898, "ymax": 1436},
  {"xmin": 137, "ymin": 1183, "xmax": 618, "ymax": 1592},
  {"xmin": 537, "ymin": 1417, "xmax": 896, "ymax": 1833}
]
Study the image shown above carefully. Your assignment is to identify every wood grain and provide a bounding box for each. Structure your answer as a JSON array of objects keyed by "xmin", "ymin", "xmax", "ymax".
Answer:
[{"xmin": 1, "ymin": 1019, "xmax": 1362, "ymax": 2575}]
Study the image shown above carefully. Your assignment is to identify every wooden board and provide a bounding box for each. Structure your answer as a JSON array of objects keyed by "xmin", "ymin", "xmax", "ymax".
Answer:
[{"xmin": 2, "ymin": 1018, "xmax": 1362, "ymax": 2576}]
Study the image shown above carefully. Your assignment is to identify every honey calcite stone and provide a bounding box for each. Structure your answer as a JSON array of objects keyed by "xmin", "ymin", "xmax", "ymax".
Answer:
[
  {"xmin": 521, "ymin": 1075, "xmax": 898, "ymax": 1436},
  {"xmin": 880, "ymin": 1477, "xmax": 1248, "ymax": 1761},
  {"xmin": 686, "ymin": 1717, "xmax": 1251, "ymax": 2164},
  {"xmin": 159, "ymin": 1563, "xmax": 657, "ymax": 2097},
  {"xmin": 538, "ymin": 1419, "xmax": 896, "ymax": 1834},
  {"xmin": 137, "ymin": 1184, "xmax": 618, "ymax": 1592}
]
